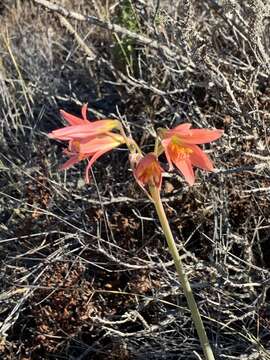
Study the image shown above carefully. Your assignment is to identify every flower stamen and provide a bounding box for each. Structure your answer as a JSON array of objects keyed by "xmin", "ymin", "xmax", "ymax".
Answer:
[{"xmin": 170, "ymin": 137, "xmax": 193, "ymax": 160}]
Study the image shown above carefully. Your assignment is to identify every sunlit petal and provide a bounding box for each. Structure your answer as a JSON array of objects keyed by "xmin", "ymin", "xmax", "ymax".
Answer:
[
  {"xmin": 48, "ymin": 120, "xmax": 120, "ymax": 140},
  {"xmin": 165, "ymin": 123, "xmax": 192, "ymax": 137},
  {"xmin": 79, "ymin": 133, "xmax": 124, "ymax": 153},
  {"xmin": 60, "ymin": 109, "xmax": 89, "ymax": 126},
  {"xmin": 180, "ymin": 129, "xmax": 223, "ymax": 144},
  {"xmin": 84, "ymin": 150, "xmax": 108, "ymax": 184},
  {"xmin": 189, "ymin": 145, "xmax": 214, "ymax": 171},
  {"xmin": 173, "ymin": 158, "xmax": 195, "ymax": 186},
  {"xmin": 60, "ymin": 155, "xmax": 80, "ymax": 170},
  {"xmin": 81, "ymin": 103, "xmax": 88, "ymax": 121}
]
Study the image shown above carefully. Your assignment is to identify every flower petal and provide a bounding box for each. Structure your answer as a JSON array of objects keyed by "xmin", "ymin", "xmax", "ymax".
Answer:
[
  {"xmin": 60, "ymin": 109, "xmax": 89, "ymax": 126},
  {"xmin": 134, "ymin": 153, "xmax": 163, "ymax": 189},
  {"xmin": 81, "ymin": 103, "xmax": 88, "ymax": 121},
  {"xmin": 79, "ymin": 133, "xmax": 124, "ymax": 153},
  {"xmin": 173, "ymin": 158, "xmax": 195, "ymax": 186},
  {"xmin": 165, "ymin": 123, "xmax": 192, "ymax": 137},
  {"xmin": 48, "ymin": 120, "xmax": 120, "ymax": 140},
  {"xmin": 84, "ymin": 150, "xmax": 107, "ymax": 183},
  {"xmin": 180, "ymin": 129, "xmax": 223, "ymax": 144},
  {"xmin": 48, "ymin": 124, "xmax": 94, "ymax": 140},
  {"xmin": 60, "ymin": 155, "xmax": 80, "ymax": 170},
  {"xmin": 189, "ymin": 145, "xmax": 214, "ymax": 171},
  {"xmin": 162, "ymin": 138, "xmax": 174, "ymax": 170}
]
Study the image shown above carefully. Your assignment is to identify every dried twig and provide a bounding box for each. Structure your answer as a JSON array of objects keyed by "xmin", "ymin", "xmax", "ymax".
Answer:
[
  {"xmin": 58, "ymin": 14, "xmax": 96, "ymax": 60},
  {"xmin": 32, "ymin": 0, "xmax": 178, "ymax": 58}
]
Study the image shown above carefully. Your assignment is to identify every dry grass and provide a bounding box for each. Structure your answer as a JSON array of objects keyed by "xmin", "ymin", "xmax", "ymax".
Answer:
[{"xmin": 0, "ymin": 0, "xmax": 270, "ymax": 359}]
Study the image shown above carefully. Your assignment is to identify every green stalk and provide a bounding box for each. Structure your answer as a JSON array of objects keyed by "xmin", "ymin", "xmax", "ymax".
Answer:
[{"xmin": 150, "ymin": 186, "xmax": 215, "ymax": 360}]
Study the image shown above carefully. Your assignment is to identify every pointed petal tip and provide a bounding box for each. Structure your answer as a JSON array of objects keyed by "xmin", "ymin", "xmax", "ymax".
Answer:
[
  {"xmin": 81, "ymin": 103, "xmax": 88, "ymax": 121},
  {"xmin": 84, "ymin": 175, "xmax": 90, "ymax": 184},
  {"xmin": 59, "ymin": 109, "xmax": 69, "ymax": 119},
  {"xmin": 48, "ymin": 132, "xmax": 55, "ymax": 139},
  {"xmin": 216, "ymin": 129, "xmax": 224, "ymax": 137},
  {"xmin": 207, "ymin": 163, "xmax": 214, "ymax": 172},
  {"xmin": 187, "ymin": 178, "xmax": 195, "ymax": 186},
  {"xmin": 60, "ymin": 109, "xmax": 89, "ymax": 125}
]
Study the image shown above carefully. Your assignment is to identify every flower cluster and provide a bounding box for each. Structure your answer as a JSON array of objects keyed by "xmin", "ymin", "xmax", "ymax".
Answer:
[
  {"xmin": 48, "ymin": 104, "xmax": 223, "ymax": 189},
  {"xmin": 48, "ymin": 104, "xmax": 125, "ymax": 183}
]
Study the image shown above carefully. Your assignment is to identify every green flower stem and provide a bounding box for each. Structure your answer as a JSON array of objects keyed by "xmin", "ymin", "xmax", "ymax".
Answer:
[
  {"xmin": 119, "ymin": 124, "xmax": 141, "ymax": 155},
  {"xmin": 149, "ymin": 186, "xmax": 215, "ymax": 360}
]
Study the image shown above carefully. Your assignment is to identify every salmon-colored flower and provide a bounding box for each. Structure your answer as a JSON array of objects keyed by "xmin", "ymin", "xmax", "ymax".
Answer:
[
  {"xmin": 134, "ymin": 153, "xmax": 163, "ymax": 190},
  {"xmin": 48, "ymin": 103, "xmax": 120, "ymax": 140},
  {"xmin": 60, "ymin": 133, "xmax": 125, "ymax": 183},
  {"xmin": 161, "ymin": 124, "xmax": 223, "ymax": 186},
  {"xmin": 48, "ymin": 104, "xmax": 125, "ymax": 183}
]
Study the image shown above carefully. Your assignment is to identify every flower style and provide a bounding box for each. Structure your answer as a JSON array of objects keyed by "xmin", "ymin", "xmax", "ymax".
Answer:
[
  {"xmin": 48, "ymin": 104, "xmax": 124, "ymax": 183},
  {"xmin": 161, "ymin": 123, "xmax": 223, "ymax": 186},
  {"xmin": 134, "ymin": 153, "xmax": 163, "ymax": 190},
  {"xmin": 48, "ymin": 103, "xmax": 120, "ymax": 140}
]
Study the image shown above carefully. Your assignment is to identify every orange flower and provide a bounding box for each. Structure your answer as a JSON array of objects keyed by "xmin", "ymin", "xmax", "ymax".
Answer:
[
  {"xmin": 60, "ymin": 133, "xmax": 125, "ymax": 183},
  {"xmin": 161, "ymin": 123, "xmax": 223, "ymax": 186},
  {"xmin": 48, "ymin": 104, "xmax": 124, "ymax": 183},
  {"xmin": 134, "ymin": 153, "xmax": 163, "ymax": 190},
  {"xmin": 48, "ymin": 103, "xmax": 120, "ymax": 140}
]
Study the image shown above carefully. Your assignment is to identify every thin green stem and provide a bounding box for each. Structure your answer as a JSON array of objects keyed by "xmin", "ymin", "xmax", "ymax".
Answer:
[
  {"xmin": 119, "ymin": 124, "xmax": 141, "ymax": 155},
  {"xmin": 154, "ymin": 137, "xmax": 160, "ymax": 156},
  {"xmin": 150, "ymin": 186, "xmax": 215, "ymax": 360}
]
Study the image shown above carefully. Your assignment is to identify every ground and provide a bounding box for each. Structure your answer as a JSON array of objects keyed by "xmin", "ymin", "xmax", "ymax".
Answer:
[{"xmin": 0, "ymin": 1, "xmax": 270, "ymax": 359}]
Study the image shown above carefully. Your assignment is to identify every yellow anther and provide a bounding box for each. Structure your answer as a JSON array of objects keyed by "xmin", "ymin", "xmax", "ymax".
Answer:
[{"xmin": 169, "ymin": 137, "xmax": 193, "ymax": 160}]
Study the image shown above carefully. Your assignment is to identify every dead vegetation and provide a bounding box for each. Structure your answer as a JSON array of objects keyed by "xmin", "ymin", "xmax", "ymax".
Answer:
[{"xmin": 0, "ymin": 0, "xmax": 270, "ymax": 359}]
